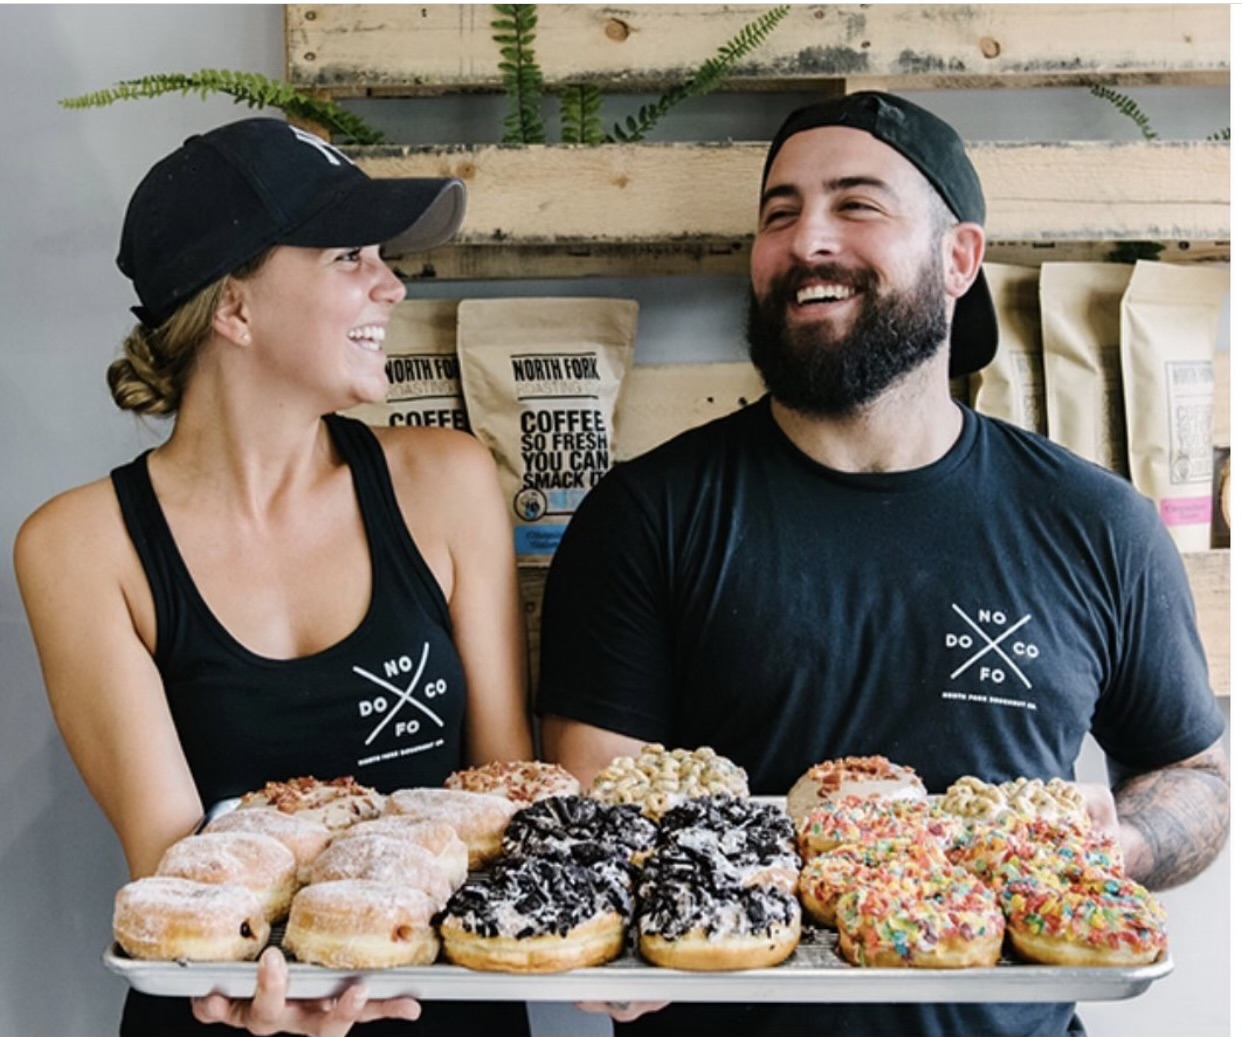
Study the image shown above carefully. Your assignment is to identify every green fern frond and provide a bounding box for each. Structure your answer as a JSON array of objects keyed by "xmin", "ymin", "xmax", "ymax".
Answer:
[
  {"xmin": 60, "ymin": 70, "xmax": 385, "ymax": 144},
  {"xmin": 559, "ymin": 85, "xmax": 605, "ymax": 144},
  {"xmin": 1087, "ymin": 84, "xmax": 1159, "ymax": 142},
  {"xmin": 1206, "ymin": 126, "xmax": 1230, "ymax": 142},
  {"xmin": 493, "ymin": 4, "xmax": 546, "ymax": 143},
  {"xmin": 607, "ymin": 5, "xmax": 790, "ymax": 143}
]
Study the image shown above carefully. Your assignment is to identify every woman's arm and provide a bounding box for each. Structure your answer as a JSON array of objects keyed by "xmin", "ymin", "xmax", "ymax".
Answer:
[{"xmin": 14, "ymin": 480, "xmax": 202, "ymax": 878}]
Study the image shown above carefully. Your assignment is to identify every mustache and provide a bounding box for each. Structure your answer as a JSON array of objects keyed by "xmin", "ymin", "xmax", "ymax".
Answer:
[{"xmin": 764, "ymin": 263, "xmax": 879, "ymax": 300}]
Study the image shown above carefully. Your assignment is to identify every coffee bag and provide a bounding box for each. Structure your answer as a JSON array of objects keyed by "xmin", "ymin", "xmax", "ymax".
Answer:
[{"xmin": 972, "ymin": 263, "xmax": 1046, "ymax": 433}]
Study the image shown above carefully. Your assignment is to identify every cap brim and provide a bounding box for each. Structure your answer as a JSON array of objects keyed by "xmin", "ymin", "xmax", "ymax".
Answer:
[
  {"xmin": 283, "ymin": 177, "xmax": 467, "ymax": 255},
  {"xmin": 948, "ymin": 268, "xmax": 997, "ymax": 377}
]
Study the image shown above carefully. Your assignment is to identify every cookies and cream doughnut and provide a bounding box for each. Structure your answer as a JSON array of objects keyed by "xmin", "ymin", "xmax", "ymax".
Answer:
[
  {"xmin": 333, "ymin": 817, "xmax": 469, "ymax": 890},
  {"xmin": 657, "ymin": 795, "xmax": 801, "ymax": 892},
  {"xmin": 1001, "ymin": 872, "xmax": 1167, "ymax": 967},
  {"xmin": 588, "ymin": 744, "xmax": 749, "ymax": 819},
  {"xmin": 636, "ymin": 845, "xmax": 801, "ymax": 970},
  {"xmin": 237, "ymin": 775, "xmax": 384, "ymax": 831},
  {"xmin": 501, "ymin": 794, "xmax": 658, "ymax": 864},
  {"xmin": 203, "ymin": 807, "xmax": 332, "ymax": 883},
  {"xmin": 385, "ymin": 787, "xmax": 519, "ymax": 869},
  {"xmin": 445, "ymin": 760, "xmax": 581, "ymax": 806},
  {"xmin": 113, "ymin": 876, "xmax": 269, "ymax": 962},
  {"xmin": 941, "ymin": 775, "xmax": 1088, "ymax": 825},
  {"xmin": 835, "ymin": 860, "xmax": 1004, "ymax": 968},
  {"xmin": 155, "ymin": 831, "xmax": 298, "ymax": 922},
  {"xmin": 799, "ymin": 837, "xmax": 948, "ymax": 927},
  {"xmin": 439, "ymin": 849, "xmax": 634, "ymax": 973},
  {"xmin": 282, "ymin": 879, "xmax": 440, "ymax": 969},
  {"xmin": 304, "ymin": 832, "xmax": 457, "ymax": 907},
  {"xmin": 786, "ymin": 755, "xmax": 927, "ymax": 820}
]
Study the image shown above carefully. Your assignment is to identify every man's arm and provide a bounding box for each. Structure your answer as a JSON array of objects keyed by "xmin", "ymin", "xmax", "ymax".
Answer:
[
  {"xmin": 541, "ymin": 715, "xmax": 649, "ymax": 787},
  {"xmin": 1109, "ymin": 738, "xmax": 1229, "ymax": 890}
]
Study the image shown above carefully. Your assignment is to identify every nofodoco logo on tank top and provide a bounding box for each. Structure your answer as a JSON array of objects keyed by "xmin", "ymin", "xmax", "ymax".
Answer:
[{"xmin": 349, "ymin": 641, "xmax": 450, "ymax": 769}]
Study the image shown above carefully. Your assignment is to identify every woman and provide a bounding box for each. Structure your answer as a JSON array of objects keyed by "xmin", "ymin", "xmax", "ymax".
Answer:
[{"xmin": 14, "ymin": 118, "xmax": 533, "ymax": 1036}]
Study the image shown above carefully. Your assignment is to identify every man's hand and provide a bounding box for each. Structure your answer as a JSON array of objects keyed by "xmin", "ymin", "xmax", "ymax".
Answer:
[
  {"xmin": 192, "ymin": 946, "xmax": 421, "ymax": 1036},
  {"xmin": 575, "ymin": 1001, "xmax": 669, "ymax": 1023}
]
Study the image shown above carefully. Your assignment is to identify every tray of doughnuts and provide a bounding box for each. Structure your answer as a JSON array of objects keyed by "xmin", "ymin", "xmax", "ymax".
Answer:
[{"xmin": 102, "ymin": 758, "xmax": 1175, "ymax": 1003}]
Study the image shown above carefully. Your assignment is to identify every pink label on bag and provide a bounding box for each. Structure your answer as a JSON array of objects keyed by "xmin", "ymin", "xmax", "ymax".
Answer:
[{"xmin": 1160, "ymin": 496, "xmax": 1212, "ymax": 526}]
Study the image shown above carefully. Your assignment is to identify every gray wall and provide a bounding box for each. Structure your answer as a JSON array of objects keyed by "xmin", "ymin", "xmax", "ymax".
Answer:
[{"xmin": 0, "ymin": 6, "xmax": 1227, "ymax": 1036}]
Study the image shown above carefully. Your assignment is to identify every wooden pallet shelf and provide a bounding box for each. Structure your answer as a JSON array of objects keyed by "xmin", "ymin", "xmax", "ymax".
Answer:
[{"xmin": 287, "ymin": 4, "xmax": 1228, "ymax": 94}]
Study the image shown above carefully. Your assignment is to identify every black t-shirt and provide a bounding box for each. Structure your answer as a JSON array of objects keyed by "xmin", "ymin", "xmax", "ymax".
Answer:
[{"xmin": 537, "ymin": 398, "xmax": 1222, "ymax": 1037}]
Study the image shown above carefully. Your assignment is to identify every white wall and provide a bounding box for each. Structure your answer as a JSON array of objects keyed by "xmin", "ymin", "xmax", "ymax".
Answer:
[{"xmin": 0, "ymin": 6, "xmax": 1228, "ymax": 1037}]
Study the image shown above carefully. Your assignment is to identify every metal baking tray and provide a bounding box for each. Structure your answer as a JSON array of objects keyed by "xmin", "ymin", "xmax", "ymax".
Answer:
[{"xmin": 103, "ymin": 924, "xmax": 1172, "ymax": 1004}]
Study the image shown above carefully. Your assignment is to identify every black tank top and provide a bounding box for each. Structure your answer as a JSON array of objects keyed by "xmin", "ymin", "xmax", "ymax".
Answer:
[{"xmin": 110, "ymin": 414, "xmax": 468, "ymax": 806}]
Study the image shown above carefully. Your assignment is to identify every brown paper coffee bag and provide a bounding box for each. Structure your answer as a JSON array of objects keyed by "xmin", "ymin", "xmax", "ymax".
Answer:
[
  {"xmin": 458, "ymin": 297, "xmax": 637, "ymax": 562},
  {"xmin": 342, "ymin": 299, "xmax": 468, "ymax": 431},
  {"xmin": 1120, "ymin": 261, "xmax": 1229, "ymax": 551},
  {"xmin": 1040, "ymin": 262, "xmax": 1133, "ymax": 475},
  {"xmin": 972, "ymin": 263, "xmax": 1046, "ymax": 433}
]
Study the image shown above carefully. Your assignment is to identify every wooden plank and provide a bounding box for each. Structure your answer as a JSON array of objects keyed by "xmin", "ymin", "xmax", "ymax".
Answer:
[
  {"xmin": 520, "ymin": 549, "xmax": 1229, "ymax": 696},
  {"xmin": 287, "ymin": 4, "xmax": 1229, "ymax": 94},
  {"xmin": 356, "ymin": 141, "xmax": 1229, "ymax": 253}
]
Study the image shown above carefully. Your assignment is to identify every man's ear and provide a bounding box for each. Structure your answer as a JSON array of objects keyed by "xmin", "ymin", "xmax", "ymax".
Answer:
[
  {"xmin": 944, "ymin": 222, "xmax": 987, "ymax": 301},
  {"xmin": 212, "ymin": 279, "xmax": 253, "ymax": 346}
]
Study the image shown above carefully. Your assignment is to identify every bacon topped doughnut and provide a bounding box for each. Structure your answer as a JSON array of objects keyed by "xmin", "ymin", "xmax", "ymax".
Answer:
[
  {"xmin": 445, "ymin": 760, "xmax": 581, "ymax": 806},
  {"xmin": 385, "ymin": 787, "xmax": 519, "ymax": 869},
  {"xmin": 113, "ymin": 876, "xmax": 269, "ymax": 962},
  {"xmin": 1001, "ymin": 872, "xmax": 1167, "ymax": 967},
  {"xmin": 835, "ymin": 860, "xmax": 1004, "ymax": 968},
  {"xmin": 439, "ymin": 846, "xmax": 634, "ymax": 973},
  {"xmin": 237, "ymin": 775, "xmax": 384, "ymax": 831},
  {"xmin": 501, "ymin": 794, "xmax": 658, "ymax": 864},
  {"xmin": 588, "ymin": 744, "xmax": 749, "ymax": 819},
  {"xmin": 787, "ymin": 755, "xmax": 927, "ymax": 820}
]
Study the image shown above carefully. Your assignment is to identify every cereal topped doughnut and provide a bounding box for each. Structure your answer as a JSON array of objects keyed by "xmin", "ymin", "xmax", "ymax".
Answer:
[
  {"xmin": 941, "ymin": 775, "xmax": 1087, "ymax": 825},
  {"xmin": 636, "ymin": 844, "xmax": 801, "ymax": 970},
  {"xmin": 795, "ymin": 795, "xmax": 964, "ymax": 861},
  {"xmin": 385, "ymin": 787, "xmax": 519, "ymax": 869},
  {"xmin": 1001, "ymin": 872, "xmax": 1167, "ymax": 967},
  {"xmin": 438, "ymin": 846, "xmax": 634, "ymax": 973},
  {"xmin": 155, "ymin": 831, "xmax": 298, "ymax": 922},
  {"xmin": 445, "ymin": 760, "xmax": 581, "ymax": 806},
  {"xmin": 799, "ymin": 837, "xmax": 948, "ymax": 927},
  {"xmin": 203, "ymin": 807, "xmax": 332, "ymax": 880},
  {"xmin": 835, "ymin": 860, "xmax": 1005, "ymax": 968},
  {"xmin": 237, "ymin": 775, "xmax": 384, "ymax": 831},
  {"xmin": 588, "ymin": 744, "xmax": 749, "ymax": 819},
  {"xmin": 113, "ymin": 876, "xmax": 269, "ymax": 962},
  {"xmin": 501, "ymin": 794, "xmax": 658, "ymax": 864},
  {"xmin": 787, "ymin": 755, "xmax": 927, "ymax": 820}
]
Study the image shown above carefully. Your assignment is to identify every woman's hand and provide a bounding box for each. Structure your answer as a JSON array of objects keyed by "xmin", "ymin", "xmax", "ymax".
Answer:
[
  {"xmin": 192, "ymin": 946, "xmax": 421, "ymax": 1036},
  {"xmin": 574, "ymin": 1000, "xmax": 669, "ymax": 1023}
]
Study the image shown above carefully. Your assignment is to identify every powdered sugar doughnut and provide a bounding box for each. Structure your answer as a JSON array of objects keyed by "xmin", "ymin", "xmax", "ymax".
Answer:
[
  {"xmin": 835, "ymin": 860, "xmax": 1004, "ymax": 968},
  {"xmin": 439, "ymin": 849, "xmax": 633, "ymax": 973},
  {"xmin": 282, "ymin": 879, "xmax": 440, "ymax": 969},
  {"xmin": 113, "ymin": 876, "xmax": 269, "ymax": 962},
  {"xmin": 203, "ymin": 808, "xmax": 331, "ymax": 882},
  {"xmin": 304, "ymin": 832, "xmax": 457, "ymax": 907},
  {"xmin": 445, "ymin": 760, "xmax": 581, "ymax": 806},
  {"xmin": 333, "ymin": 817, "xmax": 469, "ymax": 891},
  {"xmin": 237, "ymin": 775, "xmax": 384, "ymax": 831},
  {"xmin": 385, "ymin": 787, "xmax": 518, "ymax": 868},
  {"xmin": 1001, "ymin": 872, "xmax": 1166, "ymax": 966},
  {"xmin": 786, "ymin": 755, "xmax": 926, "ymax": 820},
  {"xmin": 155, "ymin": 831, "xmax": 297, "ymax": 922}
]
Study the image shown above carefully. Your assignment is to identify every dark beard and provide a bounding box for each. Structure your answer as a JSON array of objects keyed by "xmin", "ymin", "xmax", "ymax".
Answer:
[{"xmin": 746, "ymin": 257, "xmax": 948, "ymax": 417}]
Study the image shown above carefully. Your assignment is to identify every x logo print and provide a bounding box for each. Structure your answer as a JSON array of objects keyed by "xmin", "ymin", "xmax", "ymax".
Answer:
[
  {"xmin": 352, "ymin": 642, "xmax": 445, "ymax": 745},
  {"xmin": 949, "ymin": 605, "xmax": 1033, "ymax": 689}
]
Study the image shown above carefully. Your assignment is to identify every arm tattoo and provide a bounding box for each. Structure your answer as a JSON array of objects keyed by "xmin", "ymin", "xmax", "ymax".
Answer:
[{"xmin": 1113, "ymin": 742, "xmax": 1230, "ymax": 890}]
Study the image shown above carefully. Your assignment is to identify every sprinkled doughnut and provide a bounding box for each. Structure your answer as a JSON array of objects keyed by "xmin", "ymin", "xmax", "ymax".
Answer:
[
  {"xmin": 1001, "ymin": 872, "xmax": 1167, "ymax": 966},
  {"xmin": 786, "ymin": 755, "xmax": 927, "ymax": 820},
  {"xmin": 155, "ymin": 831, "xmax": 298, "ymax": 922},
  {"xmin": 282, "ymin": 879, "xmax": 440, "ymax": 969},
  {"xmin": 237, "ymin": 775, "xmax": 384, "ymax": 831},
  {"xmin": 796, "ymin": 795, "xmax": 964, "ymax": 861},
  {"xmin": 949, "ymin": 815, "xmax": 1124, "ymax": 891},
  {"xmin": 636, "ymin": 843, "xmax": 801, "ymax": 970},
  {"xmin": 438, "ymin": 847, "xmax": 634, "ymax": 973},
  {"xmin": 835, "ymin": 860, "xmax": 1005, "ymax": 968},
  {"xmin": 501, "ymin": 794, "xmax": 657, "ymax": 864},
  {"xmin": 799, "ymin": 837, "xmax": 948, "ymax": 927},
  {"xmin": 113, "ymin": 876, "xmax": 269, "ymax": 962},
  {"xmin": 588, "ymin": 744, "xmax": 749, "ymax": 820},
  {"xmin": 445, "ymin": 760, "xmax": 581, "ymax": 807},
  {"xmin": 385, "ymin": 787, "xmax": 519, "ymax": 869}
]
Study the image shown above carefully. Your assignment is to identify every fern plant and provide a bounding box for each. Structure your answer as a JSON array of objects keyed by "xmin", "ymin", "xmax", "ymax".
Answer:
[
  {"xmin": 60, "ymin": 69, "xmax": 386, "ymax": 145},
  {"xmin": 493, "ymin": 5, "xmax": 547, "ymax": 144},
  {"xmin": 1088, "ymin": 83, "xmax": 1159, "ymax": 141}
]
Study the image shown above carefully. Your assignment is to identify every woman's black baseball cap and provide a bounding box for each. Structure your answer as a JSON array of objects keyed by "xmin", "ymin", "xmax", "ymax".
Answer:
[
  {"xmin": 762, "ymin": 92, "xmax": 997, "ymax": 377},
  {"xmin": 117, "ymin": 118, "xmax": 466, "ymax": 328}
]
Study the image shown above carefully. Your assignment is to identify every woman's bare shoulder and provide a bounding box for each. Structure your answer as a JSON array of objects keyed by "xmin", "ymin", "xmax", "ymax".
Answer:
[
  {"xmin": 15, "ymin": 476, "xmax": 128, "ymax": 572},
  {"xmin": 372, "ymin": 424, "xmax": 497, "ymax": 488}
]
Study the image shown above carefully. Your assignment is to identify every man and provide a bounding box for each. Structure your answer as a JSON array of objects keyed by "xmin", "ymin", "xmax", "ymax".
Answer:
[{"xmin": 536, "ymin": 92, "xmax": 1228, "ymax": 1036}]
